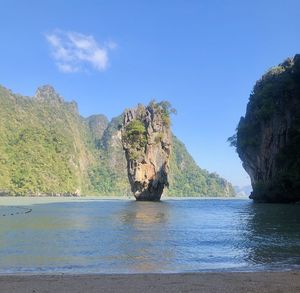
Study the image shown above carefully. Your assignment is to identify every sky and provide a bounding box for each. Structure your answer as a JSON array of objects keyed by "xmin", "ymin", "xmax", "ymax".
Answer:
[{"xmin": 1, "ymin": 0, "xmax": 300, "ymax": 187}]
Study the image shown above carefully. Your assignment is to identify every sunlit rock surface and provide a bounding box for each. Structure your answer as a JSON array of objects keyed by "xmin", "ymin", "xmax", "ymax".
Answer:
[{"xmin": 121, "ymin": 103, "xmax": 171, "ymax": 201}]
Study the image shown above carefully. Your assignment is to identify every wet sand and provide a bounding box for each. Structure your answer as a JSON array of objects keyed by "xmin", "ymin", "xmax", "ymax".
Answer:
[{"xmin": 1, "ymin": 272, "xmax": 300, "ymax": 293}]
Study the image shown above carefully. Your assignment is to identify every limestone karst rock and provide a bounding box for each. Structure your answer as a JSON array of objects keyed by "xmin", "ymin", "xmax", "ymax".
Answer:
[
  {"xmin": 0, "ymin": 84, "xmax": 235, "ymax": 197},
  {"xmin": 121, "ymin": 102, "xmax": 172, "ymax": 201},
  {"xmin": 234, "ymin": 55, "xmax": 300, "ymax": 203},
  {"xmin": 35, "ymin": 85, "xmax": 63, "ymax": 103}
]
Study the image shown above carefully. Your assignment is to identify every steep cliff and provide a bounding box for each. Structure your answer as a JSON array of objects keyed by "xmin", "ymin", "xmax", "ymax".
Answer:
[
  {"xmin": 121, "ymin": 103, "xmax": 172, "ymax": 201},
  {"xmin": 233, "ymin": 55, "xmax": 300, "ymax": 203}
]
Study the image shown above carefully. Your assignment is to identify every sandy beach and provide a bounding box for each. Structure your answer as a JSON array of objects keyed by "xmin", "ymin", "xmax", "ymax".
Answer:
[{"xmin": 0, "ymin": 272, "xmax": 300, "ymax": 293}]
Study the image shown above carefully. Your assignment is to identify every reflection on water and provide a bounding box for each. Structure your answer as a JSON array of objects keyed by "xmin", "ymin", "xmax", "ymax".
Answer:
[
  {"xmin": 119, "ymin": 202, "xmax": 168, "ymax": 225},
  {"xmin": 242, "ymin": 203, "xmax": 300, "ymax": 270},
  {"xmin": 112, "ymin": 202, "xmax": 171, "ymax": 272},
  {"xmin": 0, "ymin": 198, "xmax": 299, "ymax": 273}
]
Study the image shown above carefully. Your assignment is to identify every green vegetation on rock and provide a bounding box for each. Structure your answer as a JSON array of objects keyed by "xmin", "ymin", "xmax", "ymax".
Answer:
[
  {"xmin": 230, "ymin": 55, "xmax": 300, "ymax": 202},
  {"xmin": 149, "ymin": 100, "xmax": 177, "ymax": 126},
  {"xmin": 0, "ymin": 85, "xmax": 91, "ymax": 196},
  {"xmin": 122, "ymin": 120, "xmax": 147, "ymax": 160}
]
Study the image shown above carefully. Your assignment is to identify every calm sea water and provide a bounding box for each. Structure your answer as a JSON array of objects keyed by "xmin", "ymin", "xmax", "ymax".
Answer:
[{"xmin": 0, "ymin": 198, "xmax": 299, "ymax": 274}]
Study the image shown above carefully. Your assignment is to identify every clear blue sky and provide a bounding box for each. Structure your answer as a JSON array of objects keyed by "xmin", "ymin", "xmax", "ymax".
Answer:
[{"xmin": 1, "ymin": 0, "xmax": 300, "ymax": 187}]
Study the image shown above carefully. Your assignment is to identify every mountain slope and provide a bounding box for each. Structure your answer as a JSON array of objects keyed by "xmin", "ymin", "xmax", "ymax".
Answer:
[
  {"xmin": 0, "ymin": 85, "xmax": 235, "ymax": 197},
  {"xmin": 0, "ymin": 85, "xmax": 93, "ymax": 195},
  {"xmin": 168, "ymin": 136, "xmax": 235, "ymax": 196}
]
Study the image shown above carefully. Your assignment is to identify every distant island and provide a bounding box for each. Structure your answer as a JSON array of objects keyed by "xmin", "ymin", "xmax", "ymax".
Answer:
[
  {"xmin": 234, "ymin": 185, "xmax": 252, "ymax": 197},
  {"xmin": 230, "ymin": 54, "xmax": 300, "ymax": 203},
  {"xmin": 0, "ymin": 84, "xmax": 235, "ymax": 197}
]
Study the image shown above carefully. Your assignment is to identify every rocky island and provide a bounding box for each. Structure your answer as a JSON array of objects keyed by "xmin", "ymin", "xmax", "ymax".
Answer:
[
  {"xmin": 231, "ymin": 54, "xmax": 300, "ymax": 203},
  {"xmin": 121, "ymin": 102, "xmax": 173, "ymax": 201}
]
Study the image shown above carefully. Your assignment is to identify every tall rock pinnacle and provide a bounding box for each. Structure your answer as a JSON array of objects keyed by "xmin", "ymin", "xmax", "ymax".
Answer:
[{"xmin": 121, "ymin": 102, "xmax": 172, "ymax": 201}]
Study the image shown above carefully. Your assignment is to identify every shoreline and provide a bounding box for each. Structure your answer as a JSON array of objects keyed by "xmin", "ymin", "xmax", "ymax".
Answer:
[
  {"xmin": 0, "ymin": 195, "xmax": 247, "ymax": 200},
  {"xmin": 1, "ymin": 271, "xmax": 299, "ymax": 292},
  {"xmin": 0, "ymin": 196, "xmax": 249, "ymax": 207}
]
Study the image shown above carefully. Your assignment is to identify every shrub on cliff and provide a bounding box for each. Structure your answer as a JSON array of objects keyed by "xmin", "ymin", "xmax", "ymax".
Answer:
[
  {"xmin": 122, "ymin": 120, "xmax": 147, "ymax": 150},
  {"xmin": 149, "ymin": 100, "xmax": 177, "ymax": 126}
]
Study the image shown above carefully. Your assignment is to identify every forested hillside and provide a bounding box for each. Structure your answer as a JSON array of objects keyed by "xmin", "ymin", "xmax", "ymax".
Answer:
[{"xmin": 0, "ymin": 85, "xmax": 235, "ymax": 197}]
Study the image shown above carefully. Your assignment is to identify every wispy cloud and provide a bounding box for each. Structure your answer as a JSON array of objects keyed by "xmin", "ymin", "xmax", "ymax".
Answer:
[{"xmin": 45, "ymin": 30, "xmax": 116, "ymax": 73}]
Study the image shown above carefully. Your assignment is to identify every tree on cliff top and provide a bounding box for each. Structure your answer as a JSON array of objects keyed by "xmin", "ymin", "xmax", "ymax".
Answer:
[{"xmin": 149, "ymin": 100, "xmax": 177, "ymax": 126}]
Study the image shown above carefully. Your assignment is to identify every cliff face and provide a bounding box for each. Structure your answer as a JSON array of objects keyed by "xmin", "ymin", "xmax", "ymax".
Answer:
[
  {"xmin": 234, "ymin": 55, "xmax": 300, "ymax": 203},
  {"xmin": 121, "ymin": 103, "xmax": 172, "ymax": 201},
  {"xmin": 86, "ymin": 115, "xmax": 109, "ymax": 140}
]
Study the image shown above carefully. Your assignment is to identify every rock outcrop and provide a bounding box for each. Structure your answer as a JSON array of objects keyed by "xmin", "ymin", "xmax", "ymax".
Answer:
[
  {"xmin": 121, "ymin": 102, "xmax": 172, "ymax": 201},
  {"xmin": 86, "ymin": 114, "xmax": 109, "ymax": 144},
  {"xmin": 35, "ymin": 85, "xmax": 63, "ymax": 103},
  {"xmin": 234, "ymin": 55, "xmax": 300, "ymax": 203}
]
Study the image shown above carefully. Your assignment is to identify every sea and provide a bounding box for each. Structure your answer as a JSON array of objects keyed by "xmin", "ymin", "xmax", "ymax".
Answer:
[{"xmin": 0, "ymin": 197, "xmax": 299, "ymax": 274}]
